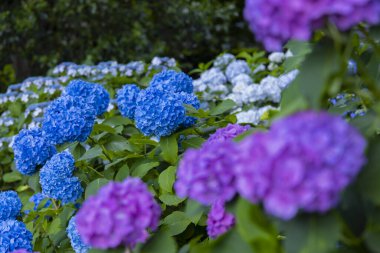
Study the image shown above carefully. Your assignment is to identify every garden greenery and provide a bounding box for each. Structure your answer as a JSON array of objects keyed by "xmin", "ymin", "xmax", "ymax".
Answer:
[{"xmin": 1, "ymin": 1, "xmax": 380, "ymax": 253}]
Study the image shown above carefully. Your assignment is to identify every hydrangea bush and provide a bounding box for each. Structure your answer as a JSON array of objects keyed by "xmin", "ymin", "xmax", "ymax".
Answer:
[{"xmin": 1, "ymin": 4, "xmax": 380, "ymax": 253}]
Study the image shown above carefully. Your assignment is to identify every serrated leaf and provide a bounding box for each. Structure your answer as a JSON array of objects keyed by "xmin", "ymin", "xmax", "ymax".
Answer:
[
  {"xmin": 158, "ymin": 166, "xmax": 176, "ymax": 193},
  {"xmin": 85, "ymin": 178, "xmax": 109, "ymax": 199},
  {"xmin": 141, "ymin": 228, "xmax": 177, "ymax": 253},
  {"xmin": 3, "ymin": 171, "xmax": 22, "ymax": 182},
  {"xmin": 209, "ymin": 99, "xmax": 236, "ymax": 116},
  {"xmin": 160, "ymin": 135, "xmax": 178, "ymax": 164},
  {"xmin": 115, "ymin": 164, "xmax": 130, "ymax": 182},
  {"xmin": 162, "ymin": 211, "xmax": 192, "ymax": 236},
  {"xmin": 78, "ymin": 146, "xmax": 102, "ymax": 161},
  {"xmin": 159, "ymin": 194, "xmax": 185, "ymax": 206},
  {"xmin": 131, "ymin": 161, "xmax": 159, "ymax": 178}
]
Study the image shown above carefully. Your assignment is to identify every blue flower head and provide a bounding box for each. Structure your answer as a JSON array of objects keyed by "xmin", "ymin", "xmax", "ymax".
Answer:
[
  {"xmin": 42, "ymin": 96, "xmax": 96, "ymax": 145},
  {"xmin": 135, "ymin": 88, "xmax": 186, "ymax": 137},
  {"xmin": 0, "ymin": 220, "xmax": 33, "ymax": 252},
  {"xmin": 29, "ymin": 193, "xmax": 52, "ymax": 211},
  {"xmin": 150, "ymin": 70, "xmax": 193, "ymax": 94},
  {"xmin": 67, "ymin": 217, "xmax": 90, "ymax": 253},
  {"xmin": 116, "ymin": 84, "xmax": 141, "ymax": 120},
  {"xmin": 0, "ymin": 191, "xmax": 22, "ymax": 221},
  {"xmin": 65, "ymin": 79, "xmax": 110, "ymax": 116},
  {"xmin": 175, "ymin": 92, "xmax": 200, "ymax": 128},
  {"xmin": 40, "ymin": 152, "xmax": 83, "ymax": 205},
  {"xmin": 12, "ymin": 128, "xmax": 56, "ymax": 175}
]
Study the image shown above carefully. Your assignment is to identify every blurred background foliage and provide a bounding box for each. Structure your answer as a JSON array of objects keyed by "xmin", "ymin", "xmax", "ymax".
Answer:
[{"xmin": 0, "ymin": 0, "xmax": 254, "ymax": 82}]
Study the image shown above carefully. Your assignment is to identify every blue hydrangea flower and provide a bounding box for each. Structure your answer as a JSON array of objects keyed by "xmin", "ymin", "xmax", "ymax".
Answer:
[
  {"xmin": 0, "ymin": 220, "xmax": 33, "ymax": 252},
  {"xmin": 12, "ymin": 128, "xmax": 56, "ymax": 175},
  {"xmin": 116, "ymin": 84, "xmax": 141, "ymax": 119},
  {"xmin": 67, "ymin": 217, "xmax": 90, "ymax": 253},
  {"xmin": 0, "ymin": 191, "xmax": 22, "ymax": 221},
  {"xmin": 42, "ymin": 96, "xmax": 96, "ymax": 145},
  {"xmin": 64, "ymin": 79, "xmax": 110, "ymax": 116},
  {"xmin": 149, "ymin": 70, "xmax": 193, "ymax": 94},
  {"xmin": 40, "ymin": 152, "xmax": 83, "ymax": 205},
  {"xmin": 29, "ymin": 193, "xmax": 51, "ymax": 211},
  {"xmin": 175, "ymin": 92, "xmax": 200, "ymax": 128},
  {"xmin": 135, "ymin": 88, "xmax": 186, "ymax": 137}
]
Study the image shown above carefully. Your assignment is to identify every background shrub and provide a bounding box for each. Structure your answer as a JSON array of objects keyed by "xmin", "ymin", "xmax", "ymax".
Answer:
[{"xmin": 0, "ymin": 0, "xmax": 253, "ymax": 81}]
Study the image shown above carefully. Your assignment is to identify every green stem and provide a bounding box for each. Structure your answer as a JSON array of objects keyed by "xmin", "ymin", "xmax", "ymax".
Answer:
[{"xmin": 88, "ymin": 165, "xmax": 104, "ymax": 177}]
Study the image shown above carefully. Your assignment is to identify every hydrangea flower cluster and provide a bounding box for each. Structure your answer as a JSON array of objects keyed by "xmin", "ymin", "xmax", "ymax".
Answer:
[
  {"xmin": 175, "ymin": 124, "xmax": 249, "ymax": 205},
  {"xmin": 207, "ymin": 201, "xmax": 235, "ymax": 239},
  {"xmin": 0, "ymin": 191, "xmax": 22, "ymax": 221},
  {"xmin": 0, "ymin": 192, "xmax": 33, "ymax": 252},
  {"xmin": 0, "ymin": 220, "xmax": 33, "ymax": 253},
  {"xmin": 117, "ymin": 70, "xmax": 200, "ymax": 137},
  {"xmin": 235, "ymin": 111, "xmax": 366, "ymax": 219},
  {"xmin": 193, "ymin": 53, "xmax": 298, "ymax": 124},
  {"xmin": 176, "ymin": 136, "xmax": 242, "ymax": 205},
  {"xmin": 244, "ymin": 0, "xmax": 380, "ymax": 51},
  {"xmin": 116, "ymin": 84, "xmax": 141, "ymax": 120},
  {"xmin": 10, "ymin": 249, "xmax": 37, "ymax": 253},
  {"xmin": 203, "ymin": 124, "xmax": 250, "ymax": 147},
  {"xmin": 40, "ymin": 152, "xmax": 83, "ymax": 205},
  {"xmin": 64, "ymin": 79, "xmax": 110, "ymax": 116},
  {"xmin": 76, "ymin": 178, "xmax": 161, "ymax": 249},
  {"xmin": 150, "ymin": 70, "xmax": 193, "ymax": 94},
  {"xmin": 42, "ymin": 96, "xmax": 96, "ymax": 145},
  {"xmin": 176, "ymin": 111, "xmax": 366, "ymax": 221},
  {"xmin": 12, "ymin": 128, "xmax": 56, "ymax": 175},
  {"xmin": 67, "ymin": 217, "xmax": 90, "ymax": 253}
]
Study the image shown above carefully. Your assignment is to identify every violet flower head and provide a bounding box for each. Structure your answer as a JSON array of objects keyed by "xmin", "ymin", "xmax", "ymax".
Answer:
[
  {"xmin": 207, "ymin": 201, "xmax": 235, "ymax": 239},
  {"xmin": 76, "ymin": 178, "xmax": 161, "ymax": 250},
  {"xmin": 204, "ymin": 124, "xmax": 250, "ymax": 147},
  {"xmin": 244, "ymin": 0, "xmax": 380, "ymax": 51},
  {"xmin": 175, "ymin": 141, "xmax": 238, "ymax": 205},
  {"xmin": 236, "ymin": 111, "xmax": 366, "ymax": 220}
]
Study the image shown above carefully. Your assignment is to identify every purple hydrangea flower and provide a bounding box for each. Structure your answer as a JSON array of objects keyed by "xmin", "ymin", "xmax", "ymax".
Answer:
[
  {"xmin": 175, "ymin": 141, "xmax": 238, "ymax": 205},
  {"xmin": 207, "ymin": 201, "xmax": 235, "ymax": 239},
  {"xmin": 244, "ymin": 0, "xmax": 380, "ymax": 51},
  {"xmin": 76, "ymin": 178, "xmax": 161, "ymax": 249},
  {"xmin": 204, "ymin": 124, "xmax": 250, "ymax": 147},
  {"xmin": 236, "ymin": 111, "xmax": 366, "ymax": 220}
]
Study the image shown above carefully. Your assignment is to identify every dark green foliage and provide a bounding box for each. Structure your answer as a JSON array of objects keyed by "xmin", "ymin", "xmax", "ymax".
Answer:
[{"xmin": 0, "ymin": 0, "xmax": 253, "ymax": 80}]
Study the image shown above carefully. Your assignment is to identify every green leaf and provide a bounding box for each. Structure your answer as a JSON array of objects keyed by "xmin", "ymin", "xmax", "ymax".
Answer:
[
  {"xmin": 78, "ymin": 146, "xmax": 102, "ymax": 161},
  {"xmin": 114, "ymin": 164, "xmax": 130, "ymax": 182},
  {"xmin": 102, "ymin": 115, "xmax": 133, "ymax": 127},
  {"xmin": 47, "ymin": 217, "xmax": 61, "ymax": 235},
  {"xmin": 181, "ymin": 137, "xmax": 205, "ymax": 149},
  {"xmin": 209, "ymin": 99, "xmax": 236, "ymax": 116},
  {"xmin": 104, "ymin": 134, "xmax": 135, "ymax": 153},
  {"xmin": 3, "ymin": 171, "xmax": 22, "ymax": 182},
  {"xmin": 131, "ymin": 161, "xmax": 159, "ymax": 178},
  {"xmin": 283, "ymin": 213, "xmax": 340, "ymax": 253},
  {"xmin": 185, "ymin": 200, "xmax": 206, "ymax": 225},
  {"xmin": 28, "ymin": 173, "xmax": 41, "ymax": 192},
  {"xmin": 356, "ymin": 137, "xmax": 380, "ymax": 204},
  {"xmin": 190, "ymin": 229, "xmax": 253, "ymax": 253},
  {"xmin": 93, "ymin": 123, "xmax": 116, "ymax": 134},
  {"xmin": 159, "ymin": 194, "xmax": 185, "ymax": 206},
  {"xmin": 160, "ymin": 135, "xmax": 178, "ymax": 164},
  {"xmin": 162, "ymin": 211, "xmax": 192, "ymax": 236},
  {"xmin": 158, "ymin": 166, "xmax": 176, "ymax": 193},
  {"xmin": 141, "ymin": 228, "xmax": 177, "ymax": 253},
  {"xmin": 236, "ymin": 198, "xmax": 280, "ymax": 252},
  {"xmin": 288, "ymin": 39, "xmax": 340, "ymax": 109},
  {"xmin": 85, "ymin": 178, "xmax": 110, "ymax": 199}
]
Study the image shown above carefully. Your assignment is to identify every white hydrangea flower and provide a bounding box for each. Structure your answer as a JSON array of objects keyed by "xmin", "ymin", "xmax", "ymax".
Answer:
[
  {"xmin": 231, "ymin": 74, "xmax": 253, "ymax": 86},
  {"xmin": 213, "ymin": 53, "xmax": 235, "ymax": 69},
  {"xmin": 268, "ymin": 52, "xmax": 285, "ymax": 63},
  {"xmin": 225, "ymin": 60, "xmax": 251, "ymax": 81},
  {"xmin": 268, "ymin": 62, "xmax": 278, "ymax": 71}
]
